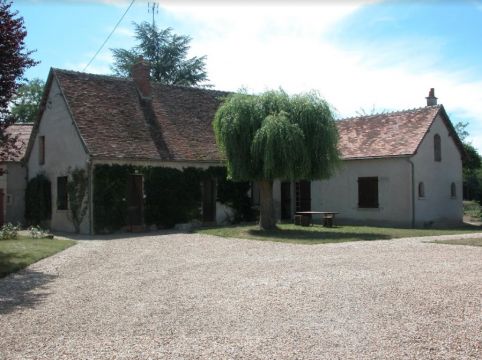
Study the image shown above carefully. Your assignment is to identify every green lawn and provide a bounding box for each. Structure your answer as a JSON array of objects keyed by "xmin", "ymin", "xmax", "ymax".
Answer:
[
  {"xmin": 0, "ymin": 237, "xmax": 76, "ymax": 278},
  {"xmin": 198, "ymin": 223, "xmax": 482, "ymax": 245},
  {"xmin": 433, "ymin": 238, "xmax": 482, "ymax": 247}
]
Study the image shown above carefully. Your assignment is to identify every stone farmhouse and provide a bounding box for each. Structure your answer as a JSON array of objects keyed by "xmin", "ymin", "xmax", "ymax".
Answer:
[{"xmin": 19, "ymin": 62, "xmax": 463, "ymax": 234}]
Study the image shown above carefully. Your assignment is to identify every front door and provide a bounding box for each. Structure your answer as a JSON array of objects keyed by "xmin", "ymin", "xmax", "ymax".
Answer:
[
  {"xmin": 295, "ymin": 180, "xmax": 311, "ymax": 212},
  {"xmin": 202, "ymin": 178, "xmax": 216, "ymax": 223},
  {"xmin": 281, "ymin": 181, "xmax": 291, "ymax": 220},
  {"xmin": 127, "ymin": 174, "xmax": 144, "ymax": 230}
]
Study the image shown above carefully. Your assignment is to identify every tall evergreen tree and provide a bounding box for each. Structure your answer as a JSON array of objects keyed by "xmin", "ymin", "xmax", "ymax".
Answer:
[
  {"xmin": 214, "ymin": 90, "xmax": 340, "ymax": 230},
  {"xmin": 111, "ymin": 22, "xmax": 208, "ymax": 87}
]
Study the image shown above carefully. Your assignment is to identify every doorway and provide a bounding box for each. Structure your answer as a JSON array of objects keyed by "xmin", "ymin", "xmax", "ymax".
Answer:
[
  {"xmin": 202, "ymin": 178, "xmax": 216, "ymax": 223},
  {"xmin": 295, "ymin": 180, "xmax": 311, "ymax": 212},
  {"xmin": 126, "ymin": 174, "xmax": 144, "ymax": 231},
  {"xmin": 281, "ymin": 181, "xmax": 291, "ymax": 220}
]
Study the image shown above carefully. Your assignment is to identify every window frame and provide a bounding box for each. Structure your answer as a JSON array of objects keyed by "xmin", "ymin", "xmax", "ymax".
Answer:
[
  {"xmin": 450, "ymin": 182, "xmax": 456, "ymax": 198},
  {"xmin": 418, "ymin": 182, "xmax": 425, "ymax": 198},
  {"xmin": 358, "ymin": 176, "xmax": 379, "ymax": 209}
]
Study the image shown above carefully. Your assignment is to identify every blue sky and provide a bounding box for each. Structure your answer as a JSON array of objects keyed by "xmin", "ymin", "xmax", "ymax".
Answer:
[{"xmin": 12, "ymin": 0, "xmax": 482, "ymax": 150}]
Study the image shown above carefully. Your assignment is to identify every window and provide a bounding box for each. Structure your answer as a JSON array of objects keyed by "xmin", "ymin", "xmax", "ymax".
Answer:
[
  {"xmin": 358, "ymin": 177, "xmax": 379, "ymax": 208},
  {"xmin": 57, "ymin": 176, "xmax": 68, "ymax": 210},
  {"xmin": 434, "ymin": 134, "xmax": 441, "ymax": 162},
  {"xmin": 39, "ymin": 136, "xmax": 45, "ymax": 165},
  {"xmin": 450, "ymin": 182, "xmax": 456, "ymax": 198},
  {"xmin": 418, "ymin": 182, "xmax": 425, "ymax": 198}
]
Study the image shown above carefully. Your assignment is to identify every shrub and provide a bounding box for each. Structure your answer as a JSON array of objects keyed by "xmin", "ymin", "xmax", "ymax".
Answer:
[
  {"xmin": 29, "ymin": 225, "xmax": 49, "ymax": 239},
  {"xmin": 0, "ymin": 223, "xmax": 20, "ymax": 240}
]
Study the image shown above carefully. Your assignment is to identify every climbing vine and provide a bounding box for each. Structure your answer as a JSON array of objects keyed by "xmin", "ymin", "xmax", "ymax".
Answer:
[
  {"xmin": 67, "ymin": 167, "xmax": 88, "ymax": 233},
  {"xmin": 93, "ymin": 165, "xmax": 254, "ymax": 233}
]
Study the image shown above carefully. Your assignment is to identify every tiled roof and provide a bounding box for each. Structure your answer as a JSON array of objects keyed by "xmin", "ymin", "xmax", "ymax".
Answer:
[
  {"xmin": 51, "ymin": 69, "xmax": 450, "ymax": 162},
  {"xmin": 337, "ymin": 106, "xmax": 443, "ymax": 159},
  {"xmin": 1, "ymin": 124, "xmax": 33, "ymax": 162},
  {"xmin": 54, "ymin": 69, "xmax": 228, "ymax": 162}
]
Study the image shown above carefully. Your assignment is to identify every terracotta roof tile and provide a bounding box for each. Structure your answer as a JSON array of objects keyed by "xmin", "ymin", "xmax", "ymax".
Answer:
[
  {"xmin": 337, "ymin": 106, "xmax": 441, "ymax": 159},
  {"xmin": 54, "ymin": 69, "xmax": 227, "ymax": 162},
  {"xmin": 1, "ymin": 124, "xmax": 33, "ymax": 162},
  {"xmin": 52, "ymin": 69, "xmax": 443, "ymax": 163}
]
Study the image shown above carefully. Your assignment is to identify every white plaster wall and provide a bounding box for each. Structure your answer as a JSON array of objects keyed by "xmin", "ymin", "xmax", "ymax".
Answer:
[
  {"xmin": 273, "ymin": 158, "xmax": 413, "ymax": 226},
  {"xmin": 411, "ymin": 115, "xmax": 463, "ymax": 226},
  {"xmin": 27, "ymin": 79, "xmax": 90, "ymax": 233},
  {"xmin": 5, "ymin": 163, "xmax": 27, "ymax": 225},
  {"xmin": 316, "ymin": 158, "xmax": 412, "ymax": 226}
]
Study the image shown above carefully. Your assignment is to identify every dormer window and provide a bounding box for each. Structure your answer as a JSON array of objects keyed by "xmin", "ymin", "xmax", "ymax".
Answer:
[{"xmin": 434, "ymin": 134, "xmax": 441, "ymax": 162}]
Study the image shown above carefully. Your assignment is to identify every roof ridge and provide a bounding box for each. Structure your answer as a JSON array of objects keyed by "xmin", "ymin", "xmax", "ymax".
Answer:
[
  {"xmin": 53, "ymin": 68, "xmax": 230, "ymax": 95},
  {"xmin": 338, "ymin": 104, "xmax": 442, "ymax": 122},
  {"xmin": 52, "ymin": 68, "xmax": 131, "ymax": 82}
]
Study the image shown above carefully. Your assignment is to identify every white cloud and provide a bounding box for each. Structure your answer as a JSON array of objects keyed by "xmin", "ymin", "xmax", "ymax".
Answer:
[{"xmin": 157, "ymin": 1, "xmax": 482, "ymax": 146}]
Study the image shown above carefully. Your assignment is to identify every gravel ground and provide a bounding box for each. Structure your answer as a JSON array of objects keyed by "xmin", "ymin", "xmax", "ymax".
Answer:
[{"xmin": 0, "ymin": 232, "xmax": 481, "ymax": 359}]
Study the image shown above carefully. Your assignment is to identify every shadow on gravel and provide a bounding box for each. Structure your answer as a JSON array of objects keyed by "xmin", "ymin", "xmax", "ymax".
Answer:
[
  {"xmin": 0, "ymin": 268, "xmax": 57, "ymax": 314},
  {"xmin": 248, "ymin": 228, "xmax": 391, "ymax": 243},
  {"xmin": 52, "ymin": 229, "xmax": 187, "ymax": 241}
]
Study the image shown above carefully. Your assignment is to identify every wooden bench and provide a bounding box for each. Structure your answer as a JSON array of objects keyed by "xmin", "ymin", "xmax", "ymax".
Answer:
[{"xmin": 295, "ymin": 211, "xmax": 339, "ymax": 227}]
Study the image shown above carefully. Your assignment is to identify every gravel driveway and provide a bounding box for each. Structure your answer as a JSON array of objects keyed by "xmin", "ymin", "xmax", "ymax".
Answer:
[{"xmin": 0, "ymin": 232, "xmax": 481, "ymax": 359}]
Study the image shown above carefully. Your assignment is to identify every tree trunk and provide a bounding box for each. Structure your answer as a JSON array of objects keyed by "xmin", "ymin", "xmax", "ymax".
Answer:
[{"xmin": 258, "ymin": 180, "xmax": 277, "ymax": 230}]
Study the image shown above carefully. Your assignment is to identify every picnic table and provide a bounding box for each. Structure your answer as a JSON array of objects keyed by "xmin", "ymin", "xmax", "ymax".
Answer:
[{"xmin": 295, "ymin": 211, "xmax": 339, "ymax": 228}]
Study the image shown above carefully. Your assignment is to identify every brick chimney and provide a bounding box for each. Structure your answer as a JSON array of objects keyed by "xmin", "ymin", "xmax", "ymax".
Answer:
[
  {"xmin": 426, "ymin": 88, "xmax": 437, "ymax": 106},
  {"xmin": 131, "ymin": 58, "xmax": 151, "ymax": 99}
]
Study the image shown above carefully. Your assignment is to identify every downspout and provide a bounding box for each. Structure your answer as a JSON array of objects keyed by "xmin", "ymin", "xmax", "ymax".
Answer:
[
  {"xmin": 87, "ymin": 158, "xmax": 94, "ymax": 235},
  {"xmin": 407, "ymin": 157, "xmax": 415, "ymax": 228}
]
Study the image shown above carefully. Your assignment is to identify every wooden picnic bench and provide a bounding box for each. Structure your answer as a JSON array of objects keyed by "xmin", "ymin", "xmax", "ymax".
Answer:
[{"xmin": 294, "ymin": 211, "xmax": 339, "ymax": 228}]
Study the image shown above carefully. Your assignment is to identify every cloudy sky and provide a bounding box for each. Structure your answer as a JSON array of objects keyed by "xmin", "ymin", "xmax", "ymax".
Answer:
[{"xmin": 13, "ymin": 0, "xmax": 482, "ymax": 150}]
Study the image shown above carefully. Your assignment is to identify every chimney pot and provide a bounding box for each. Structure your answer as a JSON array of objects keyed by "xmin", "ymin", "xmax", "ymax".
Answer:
[
  {"xmin": 132, "ymin": 57, "xmax": 151, "ymax": 99},
  {"xmin": 426, "ymin": 87, "xmax": 437, "ymax": 106}
]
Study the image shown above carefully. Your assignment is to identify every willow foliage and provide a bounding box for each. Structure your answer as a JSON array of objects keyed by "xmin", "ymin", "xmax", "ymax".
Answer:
[{"xmin": 213, "ymin": 90, "xmax": 340, "ymax": 182}]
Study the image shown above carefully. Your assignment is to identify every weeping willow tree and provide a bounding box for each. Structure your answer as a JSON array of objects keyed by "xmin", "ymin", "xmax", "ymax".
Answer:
[{"xmin": 213, "ymin": 90, "xmax": 340, "ymax": 230}]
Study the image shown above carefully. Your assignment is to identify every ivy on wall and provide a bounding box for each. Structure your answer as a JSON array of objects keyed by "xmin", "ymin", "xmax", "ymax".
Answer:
[
  {"xmin": 25, "ymin": 173, "xmax": 52, "ymax": 225},
  {"xmin": 93, "ymin": 165, "xmax": 255, "ymax": 233}
]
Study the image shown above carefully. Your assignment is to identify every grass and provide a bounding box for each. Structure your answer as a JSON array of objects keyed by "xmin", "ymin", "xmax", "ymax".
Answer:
[
  {"xmin": 433, "ymin": 238, "xmax": 482, "ymax": 247},
  {"xmin": 0, "ymin": 236, "xmax": 76, "ymax": 278},
  {"xmin": 198, "ymin": 223, "xmax": 482, "ymax": 245}
]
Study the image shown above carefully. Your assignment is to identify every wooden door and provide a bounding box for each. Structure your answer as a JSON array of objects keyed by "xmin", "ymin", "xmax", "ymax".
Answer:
[
  {"xmin": 202, "ymin": 179, "xmax": 216, "ymax": 223},
  {"xmin": 281, "ymin": 181, "xmax": 291, "ymax": 220},
  {"xmin": 127, "ymin": 174, "xmax": 144, "ymax": 229},
  {"xmin": 295, "ymin": 180, "xmax": 311, "ymax": 212}
]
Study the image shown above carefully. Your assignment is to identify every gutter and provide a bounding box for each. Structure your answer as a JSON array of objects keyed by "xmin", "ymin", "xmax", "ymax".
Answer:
[
  {"xmin": 407, "ymin": 157, "xmax": 416, "ymax": 228},
  {"xmin": 87, "ymin": 158, "xmax": 94, "ymax": 235}
]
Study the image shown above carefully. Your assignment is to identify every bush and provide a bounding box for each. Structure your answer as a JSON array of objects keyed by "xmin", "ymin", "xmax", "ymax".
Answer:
[
  {"xmin": 28, "ymin": 225, "xmax": 49, "ymax": 239},
  {"xmin": 0, "ymin": 223, "xmax": 20, "ymax": 240}
]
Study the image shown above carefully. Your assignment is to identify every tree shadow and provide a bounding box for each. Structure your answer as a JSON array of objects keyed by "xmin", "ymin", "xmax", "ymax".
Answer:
[
  {"xmin": 247, "ymin": 227, "xmax": 391, "ymax": 243},
  {"xmin": 0, "ymin": 255, "xmax": 57, "ymax": 314}
]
